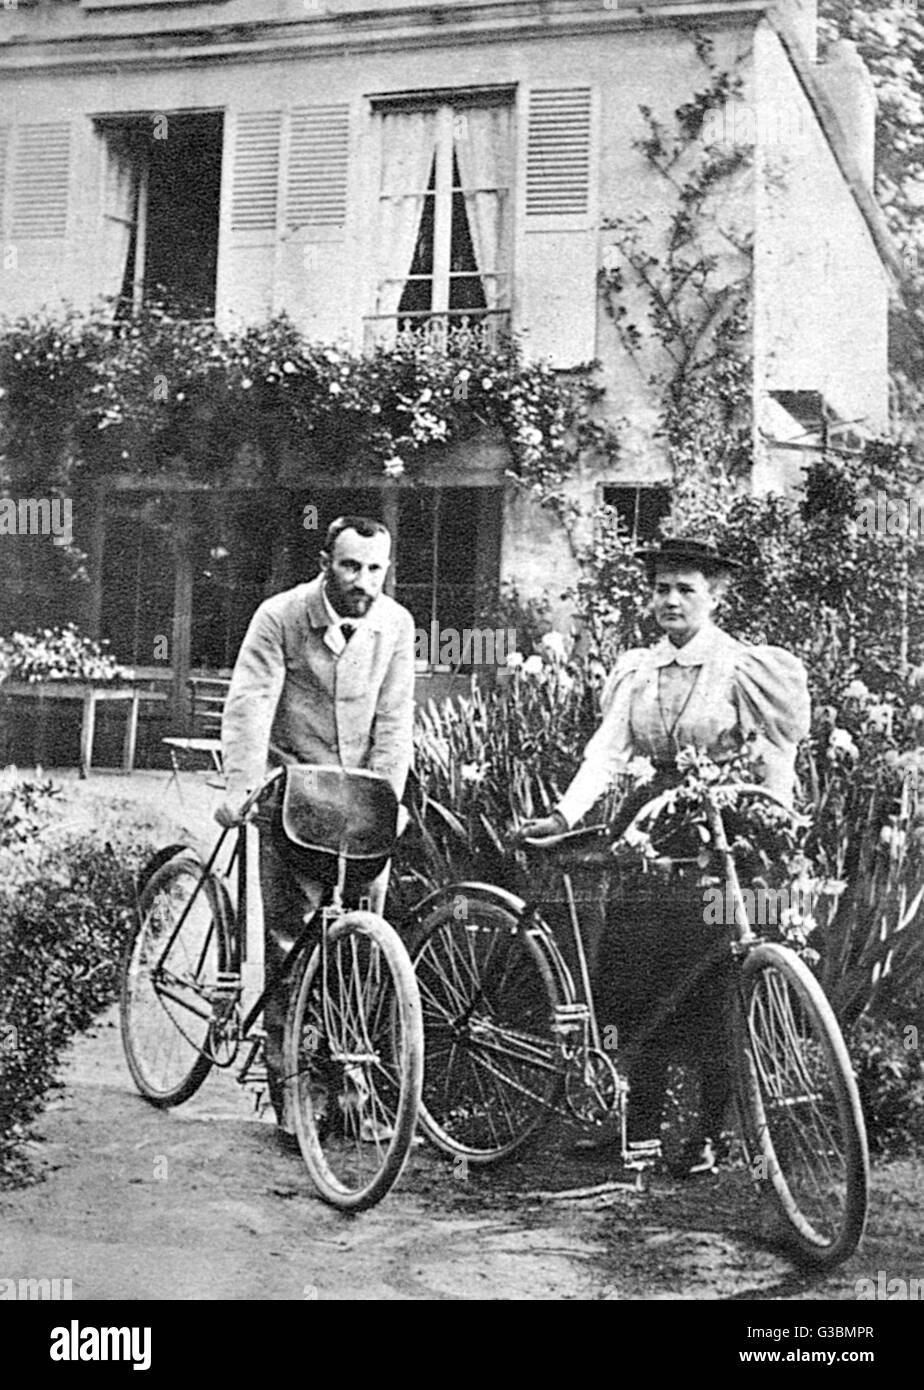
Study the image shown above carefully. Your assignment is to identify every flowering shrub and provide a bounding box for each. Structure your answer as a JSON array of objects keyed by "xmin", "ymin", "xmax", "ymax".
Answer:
[
  {"xmin": 0, "ymin": 624, "xmax": 126, "ymax": 684},
  {"xmin": 0, "ymin": 305, "xmax": 616, "ymax": 509}
]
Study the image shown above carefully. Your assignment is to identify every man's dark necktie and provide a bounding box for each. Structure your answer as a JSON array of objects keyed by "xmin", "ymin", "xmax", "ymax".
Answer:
[{"xmin": 340, "ymin": 623, "xmax": 355, "ymax": 644}]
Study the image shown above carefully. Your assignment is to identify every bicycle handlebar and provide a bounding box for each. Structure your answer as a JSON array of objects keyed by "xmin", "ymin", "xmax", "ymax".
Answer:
[
  {"xmin": 236, "ymin": 767, "xmax": 285, "ymax": 821},
  {"xmin": 520, "ymin": 781, "xmax": 805, "ymax": 852}
]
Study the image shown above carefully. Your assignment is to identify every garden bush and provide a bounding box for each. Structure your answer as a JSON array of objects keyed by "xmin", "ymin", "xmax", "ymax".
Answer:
[
  {"xmin": 850, "ymin": 1015, "xmax": 924, "ymax": 1157},
  {"xmin": 0, "ymin": 779, "xmax": 151, "ymax": 1180}
]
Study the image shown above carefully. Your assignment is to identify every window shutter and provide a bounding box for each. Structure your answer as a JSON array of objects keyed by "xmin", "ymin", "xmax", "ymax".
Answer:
[
  {"xmin": 11, "ymin": 123, "xmax": 71, "ymax": 239},
  {"xmin": 525, "ymin": 88, "xmax": 592, "ymax": 218},
  {"xmin": 286, "ymin": 104, "xmax": 350, "ymax": 232},
  {"xmin": 231, "ymin": 111, "xmax": 282, "ymax": 232}
]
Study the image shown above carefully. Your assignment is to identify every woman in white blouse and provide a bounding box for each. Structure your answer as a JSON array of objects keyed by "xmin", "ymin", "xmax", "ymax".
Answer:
[{"xmin": 522, "ymin": 536, "xmax": 811, "ymax": 1171}]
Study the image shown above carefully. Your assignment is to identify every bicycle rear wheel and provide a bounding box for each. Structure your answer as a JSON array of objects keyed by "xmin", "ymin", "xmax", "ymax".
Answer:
[
  {"xmin": 283, "ymin": 910, "xmax": 423, "ymax": 1212},
  {"xmin": 120, "ymin": 851, "xmax": 232, "ymax": 1106},
  {"xmin": 734, "ymin": 942, "xmax": 869, "ymax": 1267},
  {"xmin": 412, "ymin": 887, "xmax": 563, "ymax": 1163}
]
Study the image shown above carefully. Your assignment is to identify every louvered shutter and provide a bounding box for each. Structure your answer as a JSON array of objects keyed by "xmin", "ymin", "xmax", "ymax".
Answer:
[
  {"xmin": 231, "ymin": 111, "xmax": 282, "ymax": 232},
  {"xmin": 521, "ymin": 87, "xmax": 597, "ymax": 366},
  {"xmin": 526, "ymin": 88, "xmax": 592, "ymax": 220},
  {"xmin": 286, "ymin": 104, "xmax": 350, "ymax": 233},
  {"xmin": 11, "ymin": 123, "xmax": 71, "ymax": 239}
]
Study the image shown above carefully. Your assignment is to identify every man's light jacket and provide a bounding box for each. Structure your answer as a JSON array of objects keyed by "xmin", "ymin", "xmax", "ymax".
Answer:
[{"xmin": 221, "ymin": 574, "xmax": 415, "ymax": 802}]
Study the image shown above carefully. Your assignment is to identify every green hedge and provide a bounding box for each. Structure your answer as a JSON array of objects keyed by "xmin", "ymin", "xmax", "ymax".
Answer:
[{"xmin": 0, "ymin": 811, "xmax": 150, "ymax": 1180}]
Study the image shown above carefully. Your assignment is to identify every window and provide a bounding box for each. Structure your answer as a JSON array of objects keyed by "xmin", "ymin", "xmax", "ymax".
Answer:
[
  {"xmin": 100, "ymin": 508, "xmax": 175, "ymax": 667},
  {"xmin": 601, "ymin": 484, "xmax": 671, "ymax": 543},
  {"xmin": 102, "ymin": 486, "xmax": 503, "ymax": 675},
  {"xmin": 96, "ymin": 112, "xmax": 223, "ymax": 318},
  {"xmin": 369, "ymin": 93, "xmax": 513, "ymax": 350}
]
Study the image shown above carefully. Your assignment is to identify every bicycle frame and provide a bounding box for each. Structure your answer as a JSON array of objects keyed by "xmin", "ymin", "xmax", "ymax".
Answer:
[
  {"xmin": 511, "ymin": 782, "xmax": 803, "ymax": 1128},
  {"xmin": 140, "ymin": 769, "xmax": 340, "ymax": 1079}
]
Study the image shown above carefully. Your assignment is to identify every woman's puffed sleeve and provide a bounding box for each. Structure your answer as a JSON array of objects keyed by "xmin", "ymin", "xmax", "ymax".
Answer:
[
  {"xmin": 556, "ymin": 650, "xmax": 643, "ymax": 827},
  {"xmin": 733, "ymin": 646, "xmax": 811, "ymax": 803}
]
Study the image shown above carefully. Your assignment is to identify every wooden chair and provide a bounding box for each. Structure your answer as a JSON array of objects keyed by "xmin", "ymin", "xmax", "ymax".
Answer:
[{"xmin": 162, "ymin": 676, "xmax": 230, "ymax": 800}]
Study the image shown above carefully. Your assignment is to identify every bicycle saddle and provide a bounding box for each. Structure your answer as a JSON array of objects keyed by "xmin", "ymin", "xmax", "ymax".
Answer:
[
  {"xmin": 280, "ymin": 764, "xmax": 398, "ymax": 861},
  {"xmin": 520, "ymin": 824, "xmax": 613, "ymax": 866}
]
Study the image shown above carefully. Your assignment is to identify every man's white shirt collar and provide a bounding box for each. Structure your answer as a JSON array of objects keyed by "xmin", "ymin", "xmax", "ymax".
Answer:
[
  {"xmin": 321, "ymin": 582, "xmax": 366, "ymax": 656},
  {"xmin": 650, "ymin": 621, "xmax": 724, "ymax": 669}
]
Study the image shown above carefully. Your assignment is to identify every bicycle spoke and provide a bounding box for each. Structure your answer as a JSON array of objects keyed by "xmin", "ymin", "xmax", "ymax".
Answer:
[
  {"xmin": 121, "ymin": 857, "xmax": 225, "ymax": 1106},
  {"xmin": 744, "ymin": 962, "xmax": 853, "ymax": 1247}
]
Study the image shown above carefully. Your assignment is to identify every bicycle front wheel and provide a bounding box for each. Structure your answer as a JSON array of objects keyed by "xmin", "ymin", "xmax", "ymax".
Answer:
[
  {"xmin": 283, "ymin": 911, "xmax": 423, "ymax": 1212},
  {"xmin": 412, "ymin": 887, "xmax": 563, "ymax": 1163},
  {"xmin": 120, "ymin": 851, "xmax": 232, "ymax": 1107},
  {"xmin": 735, "ymin": 942, "xmax": 869, "ymax": 1267}
]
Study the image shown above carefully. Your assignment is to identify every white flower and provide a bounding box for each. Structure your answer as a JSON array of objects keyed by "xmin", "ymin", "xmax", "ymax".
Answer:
[
  {"xmin": 626, "ymin": 755, "xmax": 657, "ymax": 786},
  {"xmin": 282, "ymin": 360, "xmax": 297, "ymax": 375},
  {"xmin": 540, "ymin": 631, "xmax": 567, "ymax": 662},
  {"xmin": 328, "ymin": 381, "xmax": 342, "ymax": 395},
  {"xmin": 880, "ymin": 825, "xmax": 907, "ymax": 852},
  {"xmin": 481, "ymin": 377, "xmax": 493, "ymax": 391},
  {"xmin": 829, "ymin": 728, "xmax": 859, "ymax": 759},
  {"xmin": 866, "ymin": 703, "xmax": 894, "ymax": 735},
  {"xmin": 910, "ymin": 705, "xmax": 924, "ymax": 723},
  {"xmin": 522, "ymin": 655, "xmax": 544, "ymax": 676},
  {"xmin": 383, "ymin": 456, "xmax": 405, "ymax": 479},
  {"xmin": 460, "ymin": 762, "xmax": 487, "ymax": 784},
  {"xmin": 521, "ymin": 425, "xmax": 543, "ymax": 447},
  {"xmin": 504, "ymin": 652, "xmax": 524, "ymax": 669},
  {"xmin": 419, "ymin": 388, "xmax": 432, "ymax": 403},
  {"xmin": 844, "ymin": 679, "xmax": 869, "ymax": 701}
]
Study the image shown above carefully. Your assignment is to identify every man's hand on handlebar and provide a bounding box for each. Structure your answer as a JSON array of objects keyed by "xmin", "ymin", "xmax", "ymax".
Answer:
[
  {"xmin": 516, "ymin": 810, "xmax": 568, "ymax": 842},
  {"xmin": 214, "ymin": 787, "xmax": 259, "ymax": 828}
]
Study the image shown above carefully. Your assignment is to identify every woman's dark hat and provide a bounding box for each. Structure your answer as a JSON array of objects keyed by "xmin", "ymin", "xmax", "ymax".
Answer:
[{"xmin": 636, "ymin": 536, "xmax": 742, "ymax": 575}]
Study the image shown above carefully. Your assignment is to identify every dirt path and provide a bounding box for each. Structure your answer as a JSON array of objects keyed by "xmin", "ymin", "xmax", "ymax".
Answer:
[{"xmin": 2, "ymin": 1006, "xmax": 921, "ymax": 1301}]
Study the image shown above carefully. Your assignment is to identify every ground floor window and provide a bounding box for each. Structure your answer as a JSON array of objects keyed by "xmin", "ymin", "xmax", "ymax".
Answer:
[{"xmin": 97, "ymin": 484, "xmax": 503, "ymax": 674}]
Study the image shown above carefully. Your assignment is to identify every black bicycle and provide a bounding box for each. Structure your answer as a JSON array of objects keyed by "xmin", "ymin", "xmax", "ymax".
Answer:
[
  {"xmin": 407, "ymin": 781, "xmax": 869, "ymax": 1268},
  {"xmin": 120, "ymin": 765, "xmax": 424, "ymax": 1212}
]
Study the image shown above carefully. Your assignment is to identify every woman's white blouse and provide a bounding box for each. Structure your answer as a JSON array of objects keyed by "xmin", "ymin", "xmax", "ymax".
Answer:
[{"xmin": 557, "ymin": 622, "xmax": 811, "ymax": 827}]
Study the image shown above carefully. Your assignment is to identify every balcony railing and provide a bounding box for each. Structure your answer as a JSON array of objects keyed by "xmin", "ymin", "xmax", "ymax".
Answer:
[{"xmin": 363, "ymin": 309, "xmax": 511, "ymax": 355}]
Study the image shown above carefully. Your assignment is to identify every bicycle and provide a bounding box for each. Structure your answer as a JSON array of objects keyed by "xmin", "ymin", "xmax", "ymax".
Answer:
[
  {"xmin": 406, "ymin": 781, "xmax": 869, "ymax": 1268},
  {"xmin": 119, "ymin": 764, "xmax": 424, "ymax": 1212}
]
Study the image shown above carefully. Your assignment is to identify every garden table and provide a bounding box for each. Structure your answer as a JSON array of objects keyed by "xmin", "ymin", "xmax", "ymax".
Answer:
[{"xmin": 0, "ymin": 680, "xmax": 142, "ymax": 777}]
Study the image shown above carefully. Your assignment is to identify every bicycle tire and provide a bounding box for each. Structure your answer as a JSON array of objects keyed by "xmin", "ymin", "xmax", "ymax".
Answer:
[
  {"xmin": 411, "ymin": 885, "xmax": 564, "ymax": 1164},
  {"xmin": 734, "ymin": 941, "xmax": 869, "ymax": 1267},
  {"xmin": 120, "ymin": 850, "xmax": 232, "ymax": 1107},
  {"xmin": 283, "ymin": 910, "xmax": 423, "ymax": 1212}
]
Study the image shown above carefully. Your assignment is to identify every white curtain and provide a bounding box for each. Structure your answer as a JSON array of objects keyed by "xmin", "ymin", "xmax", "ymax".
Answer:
[
  {"xmin": 99, "ymin": 128, "xmax": 139, "ymax": 307},
  {"xmin": 377, "ymin": 110, "xmax": 437, "ymax": 319},
  {"xmin": 453, "ymin": 105, "xmax": 513, "ymax": 308}
]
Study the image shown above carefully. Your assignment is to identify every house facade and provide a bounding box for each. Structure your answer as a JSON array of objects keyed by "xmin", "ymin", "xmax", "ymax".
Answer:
[{"xmin": 0, "ymin": 0, "xmax": 897, "ymax": 719}]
